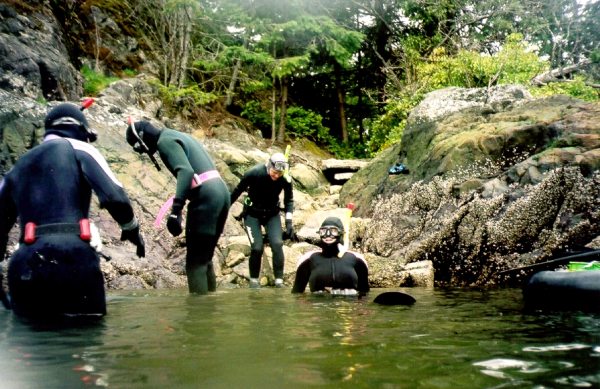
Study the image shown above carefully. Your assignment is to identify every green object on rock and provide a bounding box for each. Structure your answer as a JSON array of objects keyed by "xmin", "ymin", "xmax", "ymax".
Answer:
[{"xmin": 568, "ymin": 261, "xmax": 600, "ymax": 272}]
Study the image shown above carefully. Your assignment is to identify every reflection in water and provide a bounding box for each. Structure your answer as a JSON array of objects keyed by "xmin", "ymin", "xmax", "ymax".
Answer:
[
  {"xmin": 0, "ymin": 287, "xmax": 598, "ymax": 388},
  {"xmin": 0, "ymin": 313, "xmax": 109, "ymax": 387}
]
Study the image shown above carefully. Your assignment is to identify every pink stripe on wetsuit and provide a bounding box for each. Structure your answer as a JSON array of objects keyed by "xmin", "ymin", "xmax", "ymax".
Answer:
[{"xmin": 154, "ymin": 170, "xmax": 221, "ymax": 228}]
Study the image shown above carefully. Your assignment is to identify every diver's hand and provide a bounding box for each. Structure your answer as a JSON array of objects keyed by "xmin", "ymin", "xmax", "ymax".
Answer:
[
  {"xmin": 167, "ymin": 198, "xmax": 185, "ymax": 237},
  {"xmin": 283, "ymin": 218, "xmax": 295, "ymax": 240},
  {"xmin": 120, "ymin": 226, "xmax": 146, "ymax": 258},
  {"xmin": 167, "ymin": 213, "xmax": 183, "ymax": 237}
]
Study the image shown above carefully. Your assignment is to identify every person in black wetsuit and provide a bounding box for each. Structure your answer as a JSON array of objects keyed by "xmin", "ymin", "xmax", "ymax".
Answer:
[
  {"xmin": 230, "ymin": 153, "xmax": 294, "ymax": 288},
  {"xmin": 126, "ymin": 121, "xmax": 230, "ymax": 294},
  {"xmin": 292, "ymin": 216, "xmax": 369, "ymax": 295},
  {"xmin": 0, "ymin": 103, "xmax": 145, "ymax": 320}
]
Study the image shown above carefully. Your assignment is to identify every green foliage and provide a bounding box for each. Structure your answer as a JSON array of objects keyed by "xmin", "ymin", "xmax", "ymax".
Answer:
[
  {"xmin": 326, "ymin": 138, "xmax": 365, "ymax": 159},
  {"xmin": 81, "ymin": 65, "xmax": 118, "ymax": 96},
  {"xmin": 242, "ymin": 102, "xmax": 331, "ymax": 141},
  {"xmin": 106, "ymin": 0, "xmax": 599, "ymax": 159},
  {"xmin": 292, "ymin": 15, "xmax": 364, "ymax": 68},
  {"xmin": 241, "ymin": 101, "xmax": 272, "ymax": 131},
  {"xmin": 241, "ymin": 102, "xmax": 355, "ymax": 156},
  {"xmin": 122, "ymin": 68, "xmax": 137, "ymax": 77},
  {"xmin": 415, "ymin": 34, "xmax": 547, "ymax": 90},
  {"xmin": 530, "ymin": 76, "xmax": 599, "ymax": 102},
  {"xmin": 285, "ymin": 106, "xmax": 330, "ymax": 142},
  {"xmin": 366, "ymin": 93, "xmax": 423, "ymax": 154},
  {"xmin": 153, "ymin": 81, "xmax": 219, "ymax": 116},
  {"xmin": 367, "ymin": 34, "xmax": 550, "ymax": 154},
  {"xmin": 272, "ymin": 56, "xmax": 311, "ymax": 78}
]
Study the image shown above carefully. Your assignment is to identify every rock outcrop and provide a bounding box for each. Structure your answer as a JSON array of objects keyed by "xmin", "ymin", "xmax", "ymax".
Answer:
[
  {"xmin": 341, "ymin": 85, "xmax": 600, "ymax": 286},
  {"xmin": 0, "ymin": 3, "xmax": 82, "ymax": 101}
]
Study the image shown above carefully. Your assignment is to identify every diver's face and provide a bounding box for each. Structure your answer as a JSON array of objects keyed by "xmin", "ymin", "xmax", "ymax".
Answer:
[
  {"xmin": 319, "ymin": 226, "xmax": 341, "ymax": 245},
  {"xmin": 268, "ymin": 167, "xmax": 283, "ymax": 181}
]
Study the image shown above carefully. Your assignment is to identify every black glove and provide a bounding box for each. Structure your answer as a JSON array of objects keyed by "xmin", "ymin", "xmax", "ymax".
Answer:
[
  {"xmin": 284, "ymin": 218, "xmax": 294, "ymax": 240},
  {"xmin": 167, "ymin": 198, "xmax": 185, "ymax": 237},
  {"xmin": 120, "ymin": 225, "xmax": 146, "ymax": 258},
  {"xmin": 167, "ymin": 214, "xmax": 183, "ymax": 236}
]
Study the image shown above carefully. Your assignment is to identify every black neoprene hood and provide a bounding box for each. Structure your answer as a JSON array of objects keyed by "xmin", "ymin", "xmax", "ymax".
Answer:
[
  {"xmin": 44, "ymin": 103, "xmax": 95, "ymax": 142},
  {"xmin": 320, "ymin": 216, "xmax": 345, "ymax": 232}
]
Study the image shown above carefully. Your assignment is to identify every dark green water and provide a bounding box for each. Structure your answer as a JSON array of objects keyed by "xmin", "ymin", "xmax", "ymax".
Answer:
[{"xmin": 1, "ymin": 287, "xmax": 599, "ymax": 388}]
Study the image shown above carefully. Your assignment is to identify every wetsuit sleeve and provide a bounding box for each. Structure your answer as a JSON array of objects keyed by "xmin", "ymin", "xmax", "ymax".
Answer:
[
  {"xmin": 0, "ymin": 178, "xmax": 17, "ymax": 261},
  {"xmin": 70, "ymin": 140, "xmax": 136, "ymax": 226},
  {"xmin": 282, "ymin": 179, "xmax": 294, "ymax": 214},
  {"xmin": 158, "ymin": 137, "xmax": 195, "ymax": 202},
  {"xmin": 354, "ymin": 254, "xmax": 370, "ymax": 294},
  {"xmin": 292, "ymin": 253, "xmax": 313, "ymax": 293},
  {"xmin": 230, "ymin": 172, "xmax": 250, "ymax": 204}
]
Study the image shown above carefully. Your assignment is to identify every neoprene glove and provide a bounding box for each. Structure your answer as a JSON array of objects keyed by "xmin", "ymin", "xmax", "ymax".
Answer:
[
  {"xmin": 284, "ymin": 218, "xmax": 294, "ymax": 240},
  {"xmin": 167, "ymin": 198, "xmax": 185, "ymax": 237},
  {"xmin": 120, "ymin": 225, "xmax": 146, "ymax": 258}
]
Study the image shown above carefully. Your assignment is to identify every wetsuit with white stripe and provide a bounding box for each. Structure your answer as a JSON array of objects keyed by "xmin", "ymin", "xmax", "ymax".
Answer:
[
  {"xmin": 230, "ymin": 163, "xmax": 293, "ymax": 280},
  {"xmin": 0, "ymin": 136, "xmax": 138, "ymax": 318}
]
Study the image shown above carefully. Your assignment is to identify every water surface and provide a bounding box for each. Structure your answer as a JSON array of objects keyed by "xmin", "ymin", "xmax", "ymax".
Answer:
[{"xmin": 1, "ymin": 287, "xmax": 599, "ymax": 388}]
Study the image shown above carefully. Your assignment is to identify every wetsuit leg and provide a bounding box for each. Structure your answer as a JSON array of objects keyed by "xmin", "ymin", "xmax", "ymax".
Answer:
[
  {"xmin": 186, "ymin": 234, "xmax": 219, "ymax": 294},
  {"xmin": 7, "ymin": 236, "xmax": 106, "ymax": 318},
  {"xmin": 185, "ymin": 187, "xmax": 229, "ymax": 294},
  {"xmin": 186, "ymin": 263, "xmax": 209, "ymax": 294},
  {"xmin": 205, "ymin": 197, "xmax": 228, "ymax": 292},
  {"xmin": 243, "ymin": 215, "xmax": 264, "ymax": 278},
  {"xmin": 206, "ymin": 261, "xmax": 216, "ymax": 292},
  {"xmin": 265, "ymin": 215, "xmax": 284, "ymax": 279}
]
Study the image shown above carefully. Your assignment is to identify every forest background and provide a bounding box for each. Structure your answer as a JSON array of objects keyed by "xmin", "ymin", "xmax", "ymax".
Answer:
[{"xmin": 50, "ymin": 0, "xmax": 600, "ymax": 157}]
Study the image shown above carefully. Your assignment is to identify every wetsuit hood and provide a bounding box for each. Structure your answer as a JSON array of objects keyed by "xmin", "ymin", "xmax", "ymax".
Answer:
[
  {"xmin": 320, "ymin": 216, "xmax": 344, "ymax": 232},
  {"xmin": 266, "ymin": 152, "xmax": 288, "ymax": 172},
  {"xmin": 319, "ymin": 216, "xmax": 345, "ymax": 252},
  {"xmin": 126, "ymin": 120, "xmax": 161, "ymax": 155},
  {"xmin": 44, "ymin": 103, "xmax": 97, "ymax": 143}
]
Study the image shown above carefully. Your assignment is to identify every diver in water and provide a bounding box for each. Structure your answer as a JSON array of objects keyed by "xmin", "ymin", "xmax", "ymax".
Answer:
[
  {"xmin": 292, "ymin": 216, "xmax": 369, "ymax": 295},
  {"xmin": 125, "ymin": 120, "xmax": 230, "ymax": 294},
  {"xmin": 0, "ymin": 102, "xmax": 145, "ymax": 320},
  {"xmin": 230, "ymin": 152, "xmax": 294, "ymax": 288}
]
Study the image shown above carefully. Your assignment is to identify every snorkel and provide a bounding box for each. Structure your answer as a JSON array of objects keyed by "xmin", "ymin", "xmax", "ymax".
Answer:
[{"xmin": 127, "ymin": 117, "xmax": 161, "ymax": 171}]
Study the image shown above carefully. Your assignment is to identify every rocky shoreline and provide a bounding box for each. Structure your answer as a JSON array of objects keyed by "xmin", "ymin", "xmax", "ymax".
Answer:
[{"xmin": 2, "ymin": 78, "xmax": 599, "ymax": 291}]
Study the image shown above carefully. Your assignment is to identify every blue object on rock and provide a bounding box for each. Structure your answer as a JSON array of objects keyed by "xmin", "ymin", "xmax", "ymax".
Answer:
[{"xmin": 388, "ymin": 163, "xmax": 409, "ymax": 175}]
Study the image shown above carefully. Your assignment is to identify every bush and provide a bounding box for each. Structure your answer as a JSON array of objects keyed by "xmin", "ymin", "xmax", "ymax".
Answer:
[
  {"xmin": 241, "ymin": 101, "xmax": 272, "ymax": 134},
  {"xmin": 365, "ymin": 93, "xmax": 422, "ymax": 154},
  {"xmin": 81, "ymin": 65, "xmax": 118, "ymax": 95},
  {"xmin": 367, "ymin": 34, "xmax": 550, "ymax": 154},
  {"xmin": 416, "ymin": 34, "xmax": 547, "ymax": 90},
  {"xmin": 153, "ymin": 82, "xmax": 219, "ymax": 118},
  {"xmin": 530, "ymin": 76, "xmax": 599, "ymax": 102}
]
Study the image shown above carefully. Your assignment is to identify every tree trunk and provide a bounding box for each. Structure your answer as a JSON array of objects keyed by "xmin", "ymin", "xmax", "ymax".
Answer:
[
  {"xmin": 226, "ymin": 38, "xmax": 249, "ymax": 108},
  {"xmin": 225, "ymin": 58, "xmax": 241, "ymax": 107},
  {"xmin": 334, "ymin": 63, "xmax": 348, "ymax": 143},
  {"xmin": 271, "ymin": 44, "xmax": 277, "ymax": 142},
  {"xmin": 271, "ymin": 78, "xmax": 277, "ymax": 142},
  {"xmin": 168, "ymin": 6, "xmax": 192, "ymax": 88},
  {"xmin": 531, "ymin": 59, "xmax": 591, "ymax": 85},
  {"xmin": 92, "ymin": 12, "xmax": 101, "ymax": 72},
  {"xmin": 277, "ymin": 77, "xmax": 288, "ymax": 143},
  {"xmin": 356, "ymin": 48, "xmax": 365, "ymax": 144},
  {"xmin": 176, "ymin": 6, "xmax": 192, "ymax": 88}
]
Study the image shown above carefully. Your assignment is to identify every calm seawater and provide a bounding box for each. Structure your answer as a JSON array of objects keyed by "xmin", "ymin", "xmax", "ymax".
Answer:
[{"xmin": 0, "ymin": 287, "xmax": 599, "ymax": 388}]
